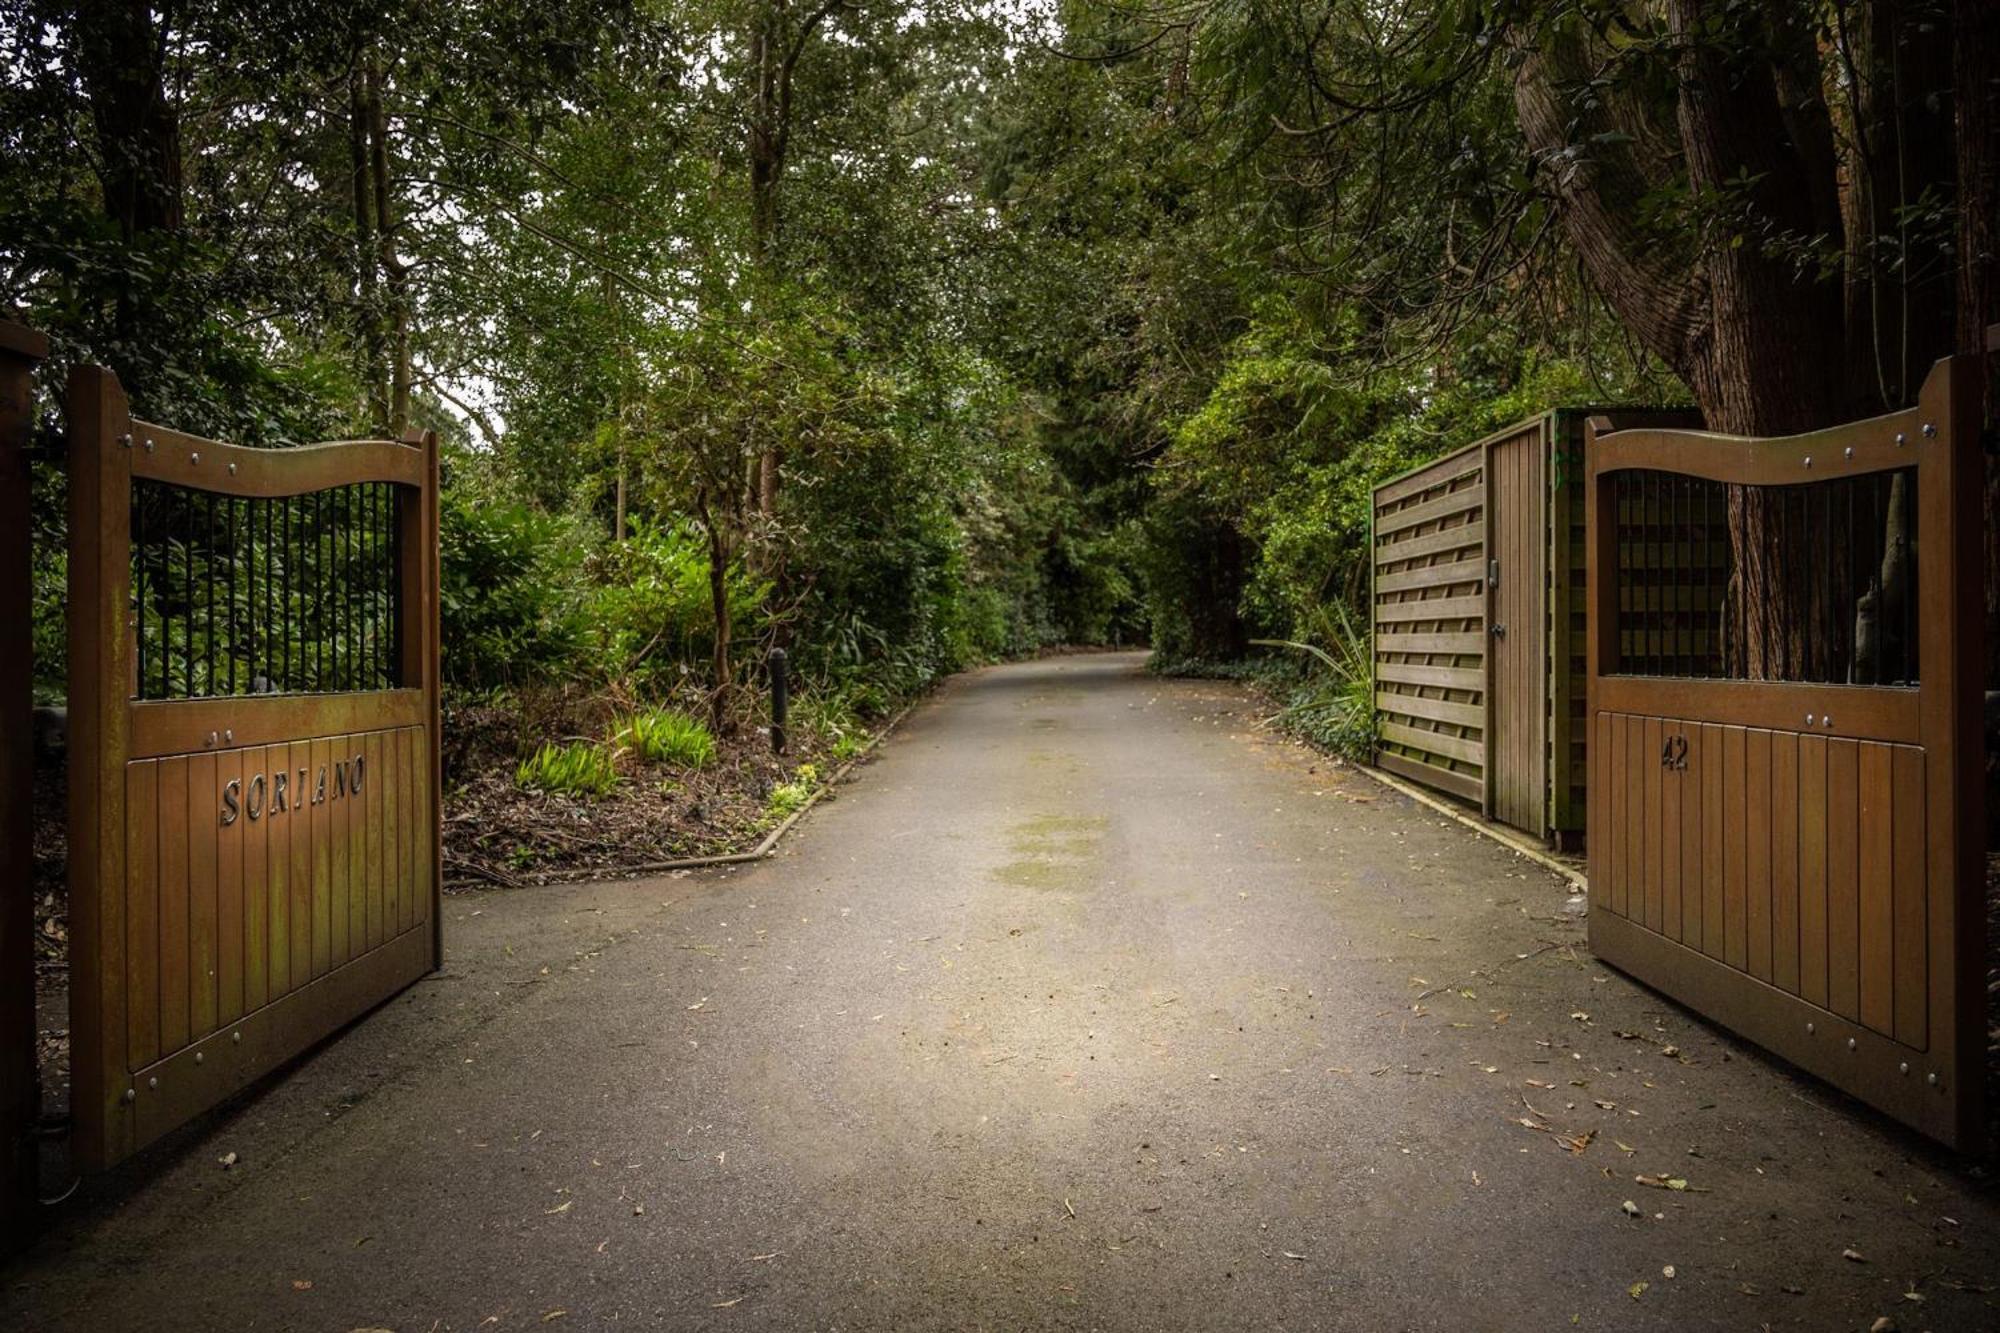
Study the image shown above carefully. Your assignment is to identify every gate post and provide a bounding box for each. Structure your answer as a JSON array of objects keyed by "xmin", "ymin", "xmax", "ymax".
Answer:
[{"xmin": 1, "ymin": 321, "xmax": 49, "ymax": 1251}]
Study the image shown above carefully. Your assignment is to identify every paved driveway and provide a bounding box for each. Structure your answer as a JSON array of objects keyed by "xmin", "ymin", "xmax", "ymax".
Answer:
[{"xmin": 4, "ymin": 653, "xmax": 1994, "ymax": 1330}]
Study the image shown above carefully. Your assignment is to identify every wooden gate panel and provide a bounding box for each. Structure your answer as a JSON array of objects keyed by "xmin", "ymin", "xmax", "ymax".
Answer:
[
  {"xmin": 67, "ymin": 365, "xmax": 440, "ymax": 1170},
  {"xmin": 1586, "ymin": 355, "xmax": 1981, "ymax": 1147}
]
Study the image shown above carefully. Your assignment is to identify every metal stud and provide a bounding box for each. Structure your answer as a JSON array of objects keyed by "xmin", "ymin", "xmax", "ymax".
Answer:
[
  {"xmin": 206, "ymin": 731, "xmax": 218, "ymax": 748},
  {"xmin": 1805, "ymin": 713, "xmax": 1814, "ymax": 727},
  {"xmin": 1846, "ymin": 1037, "xmax": 1857, "ymax": 1052},
  {"xmin": 1823, "ymin": 716, "xmax": 1834, "ymax": 729},
  {"xmin": 194, "ymin": 1052, "xmax": 204, "ymax": 1065},
  {"xmin": 148, "ymin": 1076, "xmax": 158, "ymax": 1090},
  {"xmin": 1899, "ymin": 1062, "xmax": 1910, "ymax": 1075},
  {"xmin": 1894, "ymin": 432, "xmax": 1907, "ymax": 447},
  {"xmin": 122, "ymin": 1088, "xmax": 136, "ymax": 1104},
  {"xmin": 1806, "ymin": 1022, "xmax": 1816, "ymax": 1035},
  {"xmin": 1844, "ymin": 446, "xmax": 1854, "ymax": 459},
  {"xmin": 1927, "ymin": 1072, "xmax": 1939, "ymax": 1086},
  {"xmin": 232, "ymin": 1031, "xmax": 242, "ymax": 1044},
  {"xmin": 1803, "ymin": 455, "xmax": 1812, "ymax": 468},
  {"xmin": 223, "ymin": 729, "xmax": 233, "ymax": 743},
  {"xmin": 143, "ymin": 437, "xmax": 155, "ymax": 453},
  {"xmin": 190, "ymin": 452, "xmax": 200, "ymax": 465},
  {"xmin": 228, "ymin": 462, "xmax": 237, "ymax": 475},
  {"xmin": 1921, "ymin": 422, "xmax": 1937, "ymax": 439},
  {"xmin": 117, "ymin": 433, "xmax": 133, "ymax": 449}
]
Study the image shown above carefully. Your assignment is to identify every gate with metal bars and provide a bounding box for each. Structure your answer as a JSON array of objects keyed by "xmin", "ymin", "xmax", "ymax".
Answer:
[
  {"xmin": 1585, "ymin": 353, "xmax": 1985, "ymax": 1149},
  {"xmin": 65, "ymin": 365, "xmax": 441, "ymax": 1169}
]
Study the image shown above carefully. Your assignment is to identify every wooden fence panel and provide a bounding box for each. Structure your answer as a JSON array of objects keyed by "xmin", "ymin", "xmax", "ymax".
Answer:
[
  {"xmin": 1586, "ymin": 355, "xmax": 1984, "ymax": 1148},
  {"xmin": 1372, "ymin": 444, "xmax": 1486, "ymax": 805},
  {"xmin": 65, "ymin": 366, "xmax": 441, "ymax": 1170}
]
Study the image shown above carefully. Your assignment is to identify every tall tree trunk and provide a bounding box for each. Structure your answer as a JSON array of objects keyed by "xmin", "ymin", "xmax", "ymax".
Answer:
[
  {"xmin": 367, "ymin": 64, "xmax": 411, "ymax": 436},
  {"xmin": 696, "ymin": 487, "xmax": 735, "ymax": 735},
  {"xmin": 75, "ymin": 0, "xmax": 183, "ymax": 240},
  {"xmin": 1955, "ymin": 0, "xmax": 2000, "ymax": 677},
  {"xmin": 350, "ymin": 59, "xmax": 387, "ymax": 434}
]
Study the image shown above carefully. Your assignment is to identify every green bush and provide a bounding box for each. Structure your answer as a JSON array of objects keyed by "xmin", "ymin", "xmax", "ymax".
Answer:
[
  {"xmin": 440, "ymin": 487, "xmax": 587, "ymax": 693},
  {"xmin": 615, "ymin": 707, "xmax": 716, "ymax": 768},
  {"xmin": 585, "ymin": 518, "xmax": 767, "ymax": 695},
  {"xmin": 515, "ymin": 741, "xmax": 621, "ymax": 799},
  {"xmin": 766, "ymin": 763, "xmax": 821, "ymax": 818},
  {"xmin": 1261, "ymin": 604, "xmax": 1376, "ymax": 765}
]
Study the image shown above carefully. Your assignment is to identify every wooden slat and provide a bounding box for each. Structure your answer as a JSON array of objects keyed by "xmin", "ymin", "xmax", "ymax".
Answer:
[
  {"xmin": 1375, "ymin": 749, "xmax": 1483, "ymax": 803},
  {"xmin": 1593, "ymin": 676, "xmax": 1919, "ymax": 745},
  {"xmin": 1377, "ymin": 631, "xmax": 1484, "ymax": 657},
  {"xmin": 1890, "ymin": 745, "xmax": 1927, "ymax": 1048},
  {"xmin": 127, "ymin": 421, "xmax": 425, "ymax": 495},
  {"xmin": 1374, "ymin": 662, "xmax": 1483, "ymax": 691},
  {"xmin": 1720, "ymin": 726, "xmax": 1747, "ymax": 970},
  {"xmin": 1826, "ymin": 738, "xmax": 1860, "ymax": 1021},
  {"xmin": 1700, "ymin": 723, "xmax": 1724, "ymax": 961},
  {"xmin": 287, "ymin": 739, "xmax": 311, "ymax": 993},
  {"xmin": 1745, "ymin": 729, "xmax": 1772, "ymax": 982},
  {"xmin": 1660, "ymin": 720, "xmax": 1683, "ymax": 942},
  {"xmin": 1374, "ymin": 486, "xmax": 1485, "ymax": 537},
  {"xmin": 125, "ymin": 762, "xmax": 160, "ymax": 1072},
  {"xmin": 1375, "ymin": 521, "xmax": 1484, "ymax": 566},
  {"xmin": 311, "ymin": 737, "xmax": 332, "ymax": 978},
  {"xmin": 1799, "ymin": 735, "xmax": 1829, "ymax": 1007},
  {"xmin": 242, "ymin": 749, "xmax": 269, "ymax": 1014},
  {"xmin": 1643, "ymin": 716, "xmax": 1663, "ymax": 932},
  {"xmin": 1772, "ymin": 733, "xmax": 1800, "ymax": 994},
  {"xmin": 1603, "ymin": 714, "xmax": 1624, "ymax": 917},
  {"xmin": 1373, "ymin": 557, "xmax": 1484, "ymax": 595},
  {"xmin": 1857, "ymin": 743, "xmax": 1894, "ymax": 1037},
  {"xmin": 1380, "ymin": 721, "xmax": 1483, "ymax": 766},
  {"xmin": 158, "ymin": 757, "xmax": 191, "ymax": 1053},
  {"xmin": 188, "ymin": 751, "xmax": 218, "ymax": 1042},
  {"xmin": 266, "ymin": 743, "xmax": 292, "ymax": 1002},
  {"xmin": 1374, "ymin": 594, "xmax": 1485, "ymax": 624},
  {"xmin": 330, "ymin": 739, "xmax": 351, "ymax": 969},
  {"xmin": 1681, "ymin": 724, "xmax": 1703, "ymax": 944},
  {"xmin": 217, "ymin": 746, "xmax": 245, "ymax": 1028},
  {"xmin": 1375, "ymin": 449, "xmax": 1480, "ymax": 506},
  {"xmin": 1376, "ymin": 691, "xmax": 1484, "ymax": 728}
]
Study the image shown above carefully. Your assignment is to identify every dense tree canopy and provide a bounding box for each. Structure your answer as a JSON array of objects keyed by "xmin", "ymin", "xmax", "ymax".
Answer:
[{"xmin": 6, "ymin": 0, "xmax": 1995, "ymax": 720}]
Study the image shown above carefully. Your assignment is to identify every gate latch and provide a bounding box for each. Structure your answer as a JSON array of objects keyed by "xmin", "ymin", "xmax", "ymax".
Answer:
[
  {"xmin": 1490, "ymin": 623, "xmax": 1507, "ymax": 639},
  {"xmin": 1487, "ymin": 558, "xmax": 1499, "ymax": 587}
]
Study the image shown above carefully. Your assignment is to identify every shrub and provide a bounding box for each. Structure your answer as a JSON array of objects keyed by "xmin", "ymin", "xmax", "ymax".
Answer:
[
  {"xmin": 440, "ymin": 488, "xmax": 587, "ymax": 693},
  {"xmin": 1259, "ymin": 604, "xmax": 1376, "ymax": 764},
  {"xmin": 766, "ymin": 763, "xmax": 820, "ymax": 818},
  {"xmin": 615, "ymin": 707, "xmax": 716, "ymax": 768},
  {"xmin": 515, "ymin": 741, "xmax": 621, "ymax": 799}
]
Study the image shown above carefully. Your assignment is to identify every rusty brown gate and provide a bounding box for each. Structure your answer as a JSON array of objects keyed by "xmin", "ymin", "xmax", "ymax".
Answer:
[
  {"xmin": 65, "ymin": 365, "xmax": 441, "ymax": 1169},
  {"xmin": 1586, "ymin": 354, "xmax": 1985, "ymax": 1148}
]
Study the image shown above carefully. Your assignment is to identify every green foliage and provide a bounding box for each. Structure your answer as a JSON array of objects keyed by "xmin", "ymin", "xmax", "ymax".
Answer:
[
  {"xmin": 515, "ymin": 741, "xmax": 621, "ymax": 800},
  {"xmin": 439, "ymin": 486, "xmax": 587, "ymax": 695},
  {"xmin": 766, "ymin": 764, "xmax": 821, "ymax": 819},
  {"xmin": 586, "ymin": 519, "xmax": 767, "ymax": 695},
  {"xmin": 614, "ymin": 707, "xmax": 716, "ymax": 769},
  {"xmin": 1257, "ymin": 605, "xmax": 1377, "ymax": 765}
]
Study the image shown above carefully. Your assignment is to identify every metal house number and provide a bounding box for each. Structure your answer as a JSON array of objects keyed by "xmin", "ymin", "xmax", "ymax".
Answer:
[{"xmin": 1660, "ymin": 734, "xmax": 1688, "ymax": 771}]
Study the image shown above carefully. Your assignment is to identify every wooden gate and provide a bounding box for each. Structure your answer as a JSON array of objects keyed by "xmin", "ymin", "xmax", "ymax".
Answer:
[
  {"xmin": 1373, "ymin": 409, "xmax": 1698, "ymax": 842},
  {"xmin": 1586, "ymin": 355, "xmax": 1984, "ymax": 1148},
  {"xmin": 66, "ymin": 366, "xmax": 441, "ymax": 1170}
]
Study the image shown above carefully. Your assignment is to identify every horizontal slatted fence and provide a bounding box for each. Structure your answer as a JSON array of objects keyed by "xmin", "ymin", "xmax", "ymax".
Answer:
[{"xmin": 1373, "ymin": 444, "xmax": 1486, "ymax": 804}]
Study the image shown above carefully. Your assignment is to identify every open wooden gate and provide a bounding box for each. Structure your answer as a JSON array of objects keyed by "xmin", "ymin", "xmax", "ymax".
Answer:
[
  {"xmin": 1586, "ymin": 354, "xmax": 1985, "ymax": 1148},
  {"xmin": 66, "ymin": 366, "xmax": 441, "ymax": 1170}
]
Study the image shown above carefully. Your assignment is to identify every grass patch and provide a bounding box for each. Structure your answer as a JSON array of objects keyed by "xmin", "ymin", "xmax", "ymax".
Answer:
[
  {"xmin": 515, "ymin": 741, "xmax": 621, "ymax": 799},
  {"xmin": 615, "ymin": 706, "xmax": 717, "ymax": 768}
]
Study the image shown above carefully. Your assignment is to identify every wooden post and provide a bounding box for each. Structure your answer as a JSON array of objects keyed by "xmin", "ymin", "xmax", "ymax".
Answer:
[{"xmin": 1, "ymin": 321, "xmax": 49, "ymax": 1250}]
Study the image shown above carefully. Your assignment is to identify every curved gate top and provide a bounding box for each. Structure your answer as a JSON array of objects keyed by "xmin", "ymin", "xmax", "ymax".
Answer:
[
  {"xmin": 1585, "ymin": 354, "xmax": 1985, "ymax": 1149},
  {"xmin": 66, "ymin": 366, "xmax": 442, "ymax": 1170}
]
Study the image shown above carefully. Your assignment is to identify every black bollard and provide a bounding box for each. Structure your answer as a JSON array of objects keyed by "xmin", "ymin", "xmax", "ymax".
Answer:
[{"xmin": 769, "ymin": 648, "xmax": 789, "ymax": 754}]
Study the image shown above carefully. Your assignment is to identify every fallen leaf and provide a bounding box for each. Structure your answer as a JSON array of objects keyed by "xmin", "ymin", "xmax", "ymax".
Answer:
[
  {"xmin": 1621, "ymin": 1200, "xmax": 1641, "ymax": 1218},
  {"xmin": 1843, "ymin": 1248, "xmax": 1867, "ymax": 1263},
  {"xmin": 1282, "ymin": 1252, "xmax": 1306, "ymax": 1261},
  {"xmin": 1629, "ymin": 1281, "xmax": 1649, "ymax": 1300},
  {"xmin": 543, "ymin": 1312, "xmax": 567, "ymax": 1323},
  {"xmin": 712, "ymin": 1298, "xmax": 744, "ymax": 1308},
  {"xmin": 218, "ymin": 1152, "xmax": 238, "ymax": 1169},
  {"xmin": 292, "ymin": 1280, "xmax": 314, "ymax": 1292}
]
